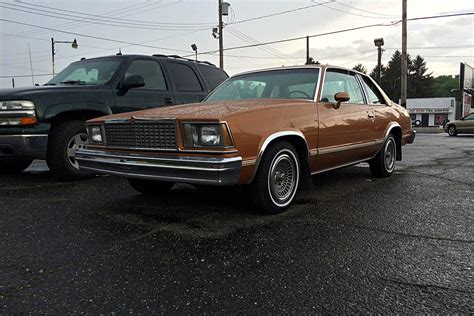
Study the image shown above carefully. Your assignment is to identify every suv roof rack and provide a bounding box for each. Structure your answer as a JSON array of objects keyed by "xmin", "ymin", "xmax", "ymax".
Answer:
[{"xmin": 152, "ymin": 54, "xmax": 216, "ymax": 67}]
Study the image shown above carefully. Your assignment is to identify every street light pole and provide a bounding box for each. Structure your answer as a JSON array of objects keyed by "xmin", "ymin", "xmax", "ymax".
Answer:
[
  {"xmin": 374, "ymin": 38, "xmax": 384, "ymax": 85},
  {"xmin": 51, "ymin": 38, "xmax": 78, "ymax": 77}
]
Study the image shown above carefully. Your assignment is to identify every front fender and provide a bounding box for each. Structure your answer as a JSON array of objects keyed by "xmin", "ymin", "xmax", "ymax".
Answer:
[{"xmin": 42, "ymin": 103, "xmax": 113, "ymax": 121}]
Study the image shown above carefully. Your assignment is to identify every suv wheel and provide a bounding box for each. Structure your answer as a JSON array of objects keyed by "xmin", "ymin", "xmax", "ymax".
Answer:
[
  {"xmin": 0, "ymin": 159, "xmax": 33, "ymax": 174},
  {"xmin": 46, "ymin": 120, "xmax": 95, "ymax": 181},
  {"xmin": 248, "ymin": 141, "xmax": 300, "ymax": 215}
]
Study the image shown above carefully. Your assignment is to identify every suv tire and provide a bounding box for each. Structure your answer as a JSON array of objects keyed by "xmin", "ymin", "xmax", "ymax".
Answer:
[
  {"xmin": 0, "ymin": 159, "xmax": 33, "ymax": 174},
  {"xmin": 46, "ymin": 120, "xmax": 95, "ymax": 181}
]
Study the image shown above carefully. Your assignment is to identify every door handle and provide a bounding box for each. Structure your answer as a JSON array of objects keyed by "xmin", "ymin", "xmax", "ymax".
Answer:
[
  {"xmin": 163, "ymin": 97, "xmax": 174, "ymax": 105},
  {"xmin": 367, "ymin": 111, "xmax": 374, "ymax": 118}
]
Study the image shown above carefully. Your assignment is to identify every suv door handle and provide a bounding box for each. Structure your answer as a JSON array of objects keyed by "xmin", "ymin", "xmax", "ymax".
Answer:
[{"xmin": 164, "ymin": 97, "xmax": 174, "ymax": 105}]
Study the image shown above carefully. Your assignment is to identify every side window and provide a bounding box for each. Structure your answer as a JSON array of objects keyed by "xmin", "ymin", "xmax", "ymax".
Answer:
[
  {"xmin": 197, "ymin": 64, "xmax": 228, "ymax": 91},
  {"xmin": 168, "ymin": 63, "xmax": 203, "ymax": 92},
  {"xmin": 360, "ymin": 75, "xmax": 386, "ymax": 105},
  {"xmin": 464, "ymin": 114, "xmax": 474, "ymax": 121},
  {"xmin": 125, "ymin": 60, "xmax": 167, "ymax": 90},
  {"xmin": 321, "ymin": 70, "xmax": 364, "ymax": 104}
]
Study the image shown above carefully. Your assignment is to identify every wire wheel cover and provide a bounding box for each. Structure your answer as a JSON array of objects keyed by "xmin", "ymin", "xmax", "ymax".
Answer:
[
  {"xmin": 384, "ymin": 138, "xmax": 396, "ymax": 172},
  {"xmin": 268, "ymin": 151, "xmax": 298, "ymax": 205}
]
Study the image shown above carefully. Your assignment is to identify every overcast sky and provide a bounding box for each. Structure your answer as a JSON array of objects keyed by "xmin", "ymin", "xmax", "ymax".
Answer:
[{"xmin": 0, "ymin": 0, "xmax": 473, "ymax": 88}]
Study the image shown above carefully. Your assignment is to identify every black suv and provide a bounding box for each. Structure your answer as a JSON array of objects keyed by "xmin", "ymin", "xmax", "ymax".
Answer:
[{"xmin": 0, "ymin": 54, "xmax": 228, "ymax": 180}]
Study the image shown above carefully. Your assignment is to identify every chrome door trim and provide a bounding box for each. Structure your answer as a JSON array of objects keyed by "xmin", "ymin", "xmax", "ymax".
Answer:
[{"xmin": 318, "ymin": 140, "xmax": 376, "ymax": 155}]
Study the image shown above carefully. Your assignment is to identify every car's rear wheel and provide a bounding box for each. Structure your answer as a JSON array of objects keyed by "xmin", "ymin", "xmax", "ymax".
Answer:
[
  {"xmin": 447, "ymin": 124, "xmax": 457, "ymax": 136},
  {"xmin": 369, "ymin": 133, "xmax": 396, "ymax": 178},
  {"xmin": 128, "ymin": 178, "xmax": 175, "ymax": 195},
  {"xmin": 46, "ymin": 120, "xmax": 95, "ymax": 181},
  {"xmin": 249, "ymin": 141, "xmax": 300, "ymax": 214},
  {"xmin": 0, "ymin": 159, "xmax": 33, "ymax": 174}
]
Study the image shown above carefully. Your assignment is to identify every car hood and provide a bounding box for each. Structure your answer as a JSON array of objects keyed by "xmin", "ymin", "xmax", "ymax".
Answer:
[
  {"xmin": 0, "ymin": 85, "xmax": 99, "ymax": 99},
  {"xmin": 90, "ymin": 99, "xmax": 313, "ymax": 122}
]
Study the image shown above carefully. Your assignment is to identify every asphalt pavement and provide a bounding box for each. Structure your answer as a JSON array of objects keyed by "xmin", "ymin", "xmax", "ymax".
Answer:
[{"xmin": 0, "ymin": 133, "xmax": 473, "ymax": 313}]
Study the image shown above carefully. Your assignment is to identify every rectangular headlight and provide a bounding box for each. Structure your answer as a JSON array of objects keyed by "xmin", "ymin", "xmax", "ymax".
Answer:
[
  {"xmin": 0, "ymin": 100, "xmax": 37, "ymax": 125},
  {"xmin": 182, "ymin": 123, "xmax": 234, "ymax": 148},
  {"xmin": 0, "ymin": 100, "xmax": 35, "ymax": 110},
  {"xmin": 87, "ymin": 125, "xmax": 104, "ymax": 144}
]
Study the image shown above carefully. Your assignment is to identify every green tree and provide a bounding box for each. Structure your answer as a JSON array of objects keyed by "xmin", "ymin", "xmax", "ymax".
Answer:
[
  {"xmin": 431, "ymin": 75, "xmax": 459, "ymax": 97},
  {"xmin": 408, "ymin": 55, "xmax": 433, "ymax": 98},
  {"xmin": 353, "ymin": 63, "xmax": 367, "ymax": 74}
]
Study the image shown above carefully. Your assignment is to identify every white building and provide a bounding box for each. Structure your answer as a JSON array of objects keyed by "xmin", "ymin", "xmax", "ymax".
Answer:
[{"xmin": 405, "ymin": 97, "xmax": 456, "ymax": 127}]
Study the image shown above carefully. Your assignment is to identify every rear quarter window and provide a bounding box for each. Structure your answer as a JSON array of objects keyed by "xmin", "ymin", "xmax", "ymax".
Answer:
[
  {"xmin": 197, "ymin": 64, "xmax": 229, "ymax": 91},
  {"xmin": 167, "ymin": 62, "xmax": 203, "ymax": 92}
]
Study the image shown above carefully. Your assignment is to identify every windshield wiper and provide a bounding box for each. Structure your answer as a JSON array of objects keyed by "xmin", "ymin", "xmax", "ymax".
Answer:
[
  {"xmin": 60, "ymin": 80, "xmax": 87, "ymax": 85},
  {"xmin": 43, "ymin": 83, "xmax": 56, "ymax": 86}
]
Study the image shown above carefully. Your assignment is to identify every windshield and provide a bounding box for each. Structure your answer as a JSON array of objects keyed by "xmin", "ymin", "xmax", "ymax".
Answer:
[
  {"xmin": 46, "ymin": 59, "xmax": 122, "ymax": 85},
  {"xmin": 205, "ymin": 68, "xmax": 320, "ymax": 102}
]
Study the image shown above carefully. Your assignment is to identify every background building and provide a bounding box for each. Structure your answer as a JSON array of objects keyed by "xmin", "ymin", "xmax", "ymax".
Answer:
[{"xmin": 406, "ymin": 97, "xmax": 456, "ymax": 127}]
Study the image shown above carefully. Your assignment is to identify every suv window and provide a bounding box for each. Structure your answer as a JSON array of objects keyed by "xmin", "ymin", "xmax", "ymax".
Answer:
[
  {"xmin": 168, "ymin": 63, "xmax": 203, "ymax": 92},
  {"xmin": 360, "ymin": 75, "xmax": 386, "ymax": 105},
  {"xmin": 321, "ymin": 70, "xmax": 364, "ymax": 104},
  {"xmin": 197, "ymin": 64, "xmax": 228, "ymax": 91},
  {"xmin": 125, "ymin": 60, "xmax": 167, "ymax": 90}
]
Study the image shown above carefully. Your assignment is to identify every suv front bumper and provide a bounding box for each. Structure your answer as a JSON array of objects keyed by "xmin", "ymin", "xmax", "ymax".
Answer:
[
  {"xmin": 0, "ymin": 134, "xmax": 48, "ymax": 159},
  {"xmin": 76, "ymin": 148, "xmax": 242, "ymax": 186}
]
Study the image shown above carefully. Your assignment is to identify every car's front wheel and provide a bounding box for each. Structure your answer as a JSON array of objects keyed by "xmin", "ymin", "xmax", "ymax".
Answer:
[
  {"xmin": 128, "ymin": 178, "xmax": 175, "ymax": 195},
  {"xmin": 0, "ymin": 159, "xmax": 33, "ymax": 174},
  {"xmin": 369, "ymin": 133, "xmax": 397, "ymax": 178},
  {"xmin": 447, "ymin": 124, "xmax": 457, "ymax": 136},
  {"xmin": 249, "ymin": 141, "xmax": 300, "ymax": 214}
]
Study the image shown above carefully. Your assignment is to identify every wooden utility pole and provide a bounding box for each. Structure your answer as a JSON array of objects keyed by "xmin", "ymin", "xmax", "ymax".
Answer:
[
  {"xmin": 400, "ymin": 0, "xmax": 408, "ymax": 107},
  {"xmin": 218, "ymin": 0, "xmax": 224, "ymax": 69}
]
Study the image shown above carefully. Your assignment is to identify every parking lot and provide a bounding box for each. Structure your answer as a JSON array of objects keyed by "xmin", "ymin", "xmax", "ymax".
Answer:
[{"xmin": 0, "ymin": 133, "xmax": 472, "ymax": 313}]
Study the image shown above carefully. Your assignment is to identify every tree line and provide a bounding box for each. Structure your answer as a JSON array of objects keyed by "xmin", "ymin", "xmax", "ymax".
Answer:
[{"xmin": 352, "ymin": 50, "xmax": 459, "ymax": 102}]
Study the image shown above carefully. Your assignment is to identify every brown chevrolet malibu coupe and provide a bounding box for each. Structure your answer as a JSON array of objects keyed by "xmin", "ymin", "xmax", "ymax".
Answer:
[{"xmin": 76, "ymin": 65, "xmax": 415, "ymax": 214}]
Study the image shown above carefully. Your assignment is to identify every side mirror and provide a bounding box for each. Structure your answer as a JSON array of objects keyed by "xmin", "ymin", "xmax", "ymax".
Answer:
[
  {"xmin": 333, "ymin": 92, "xmax": 350, "ymax": 109},
  {"xmin": 120, "ymin": 75, "xmax": 145, "ymax": 90}
]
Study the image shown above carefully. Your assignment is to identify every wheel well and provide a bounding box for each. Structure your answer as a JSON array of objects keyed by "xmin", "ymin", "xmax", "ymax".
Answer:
[
  {"xmin": 389, "ymin": 126, "xmax": 402, "ymax": 161},
  {"xmin": 50, "ymin": 110, "xmax": 106, "ymax": 128},
  {"xmin": 259, "ymin": 135, "xmax": 311, "ymax": 184}
]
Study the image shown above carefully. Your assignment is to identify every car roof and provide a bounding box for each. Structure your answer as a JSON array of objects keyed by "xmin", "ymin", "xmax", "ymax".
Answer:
[{"xmin": 235, "ymin": 64, "xmax": 368, "ymax": 77}]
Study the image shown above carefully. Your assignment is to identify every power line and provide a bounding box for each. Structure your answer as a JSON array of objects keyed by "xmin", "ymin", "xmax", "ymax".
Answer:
[
  {"xmin": 14, "ymin": 1, "xmax": 170, "ymax": 37},
  {"xmin": 12, "ymin": 0, "xmax": 214, "ymax": 26},
  {"xmin": 311, "ymin": 0, "xmax": 398, "ymax": 19},
  {"xmin": 228, "ymin": 1, "xmax": 334, "ymax": 25},
  {"xmin": 0, "ymin": 3, "xmax": 209, "ymax": 31},
  {"xmin": 0, "ymin": 18, "xmax": 194, "ymax": 54},
  {"xmin": 187, "ymin": 12, "xmax": 474, "ymax": 57},
  {"xmin": 0, "ymin": 73, "xmax": 51, "ymax": 78},
  {"xmin": 332, "ymin": 2, "xmax": 399, "ymax": 18}
]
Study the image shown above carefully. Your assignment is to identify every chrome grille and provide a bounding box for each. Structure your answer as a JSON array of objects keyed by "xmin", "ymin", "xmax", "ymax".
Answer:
[{"xmin": 104, "ymin": 120, "xmax": 177, "ymax": 150}]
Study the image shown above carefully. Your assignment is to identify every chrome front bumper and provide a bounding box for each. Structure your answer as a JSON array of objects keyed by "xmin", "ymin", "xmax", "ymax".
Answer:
[{"xmin": 76, "ymin": 148, "xmax": 242, "ymax": 186}]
